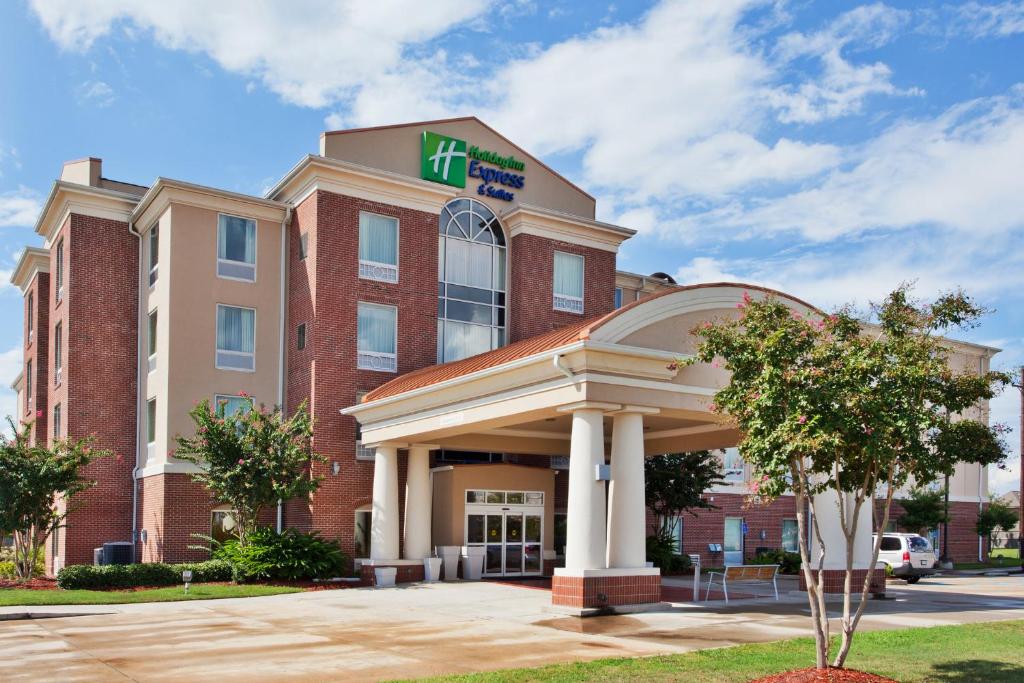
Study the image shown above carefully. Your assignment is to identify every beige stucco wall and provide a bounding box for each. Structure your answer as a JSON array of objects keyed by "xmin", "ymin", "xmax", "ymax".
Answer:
[
  {"xmin": 143, "ymin": 202, "xmax": 283, "ymax": 468},
  {"xmin": 431, "ymin": 464, "xmax": 556, "ymax": 552},
  {"xmin": 320, "ymin": 119, "xmax": 596, "ymax": 220}
]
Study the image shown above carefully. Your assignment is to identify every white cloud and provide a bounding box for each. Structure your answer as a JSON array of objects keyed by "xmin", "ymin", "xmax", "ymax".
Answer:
[
  {"xmin": 30, "ymin": 0, "xmax": 490, "ymax": 108},
  {"xmin": 0, "ymin": 188, "xmax": 41, "ymax": 228},
  {"xmin": 953, "ymin": 1, "xmax": 1024, "ymax": 38},
  {"xmin": 77, "ymin": 79, "xmax": 115, "ymax": 107}
]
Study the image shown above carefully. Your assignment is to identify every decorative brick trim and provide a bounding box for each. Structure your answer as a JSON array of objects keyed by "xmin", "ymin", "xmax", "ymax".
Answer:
[
  {"xmin": 551, "ymin": 573, "xmax": 661, "ymax": 608},
  {"xmin": 359, "ymin": 563, "xmax": 425, "ymax": 586},
  {"xmin": 798, "ymin": 568, "xmax": 885, "ymax": 595}
]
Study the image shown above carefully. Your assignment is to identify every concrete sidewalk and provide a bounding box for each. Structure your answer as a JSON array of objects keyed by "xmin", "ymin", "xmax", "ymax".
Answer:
[{"xmin": 2, "ymin": 575, "xmax": 1021, "ymax": 681}]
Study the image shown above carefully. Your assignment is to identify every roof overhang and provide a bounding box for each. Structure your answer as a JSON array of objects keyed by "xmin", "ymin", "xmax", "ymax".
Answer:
[
  {"xmin": 132, "ymin": 177, "xmax": 289, "ymax": 231},
  {"xmin": 10, "ymin": 370, "xmax": 24, "ymax": 392},
  {"xmin": 34, "ymin": 180, "xmax": 141, "ymax": 245},
  {"xmin": 9, "ymin": 246, "xmax": 50, "ymax": 294},
  {"xmin": 501, "ymin": 204, "xmax": 635, "ymax": 253}
]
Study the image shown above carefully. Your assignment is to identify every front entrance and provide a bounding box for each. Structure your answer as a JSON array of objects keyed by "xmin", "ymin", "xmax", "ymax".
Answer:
[{"xmin": 465, "ymin": 489, "xmax": 544, "ymax": 576}]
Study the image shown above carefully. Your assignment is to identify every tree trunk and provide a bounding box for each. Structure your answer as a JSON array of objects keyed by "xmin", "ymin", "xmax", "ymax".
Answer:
[
  {"xmin": 941, "ymin": 474, "xmax": 951, "ymax": 564},
  {"xmin": 794, "ymin": 478, "xmax": 829, "ymax": 668}
]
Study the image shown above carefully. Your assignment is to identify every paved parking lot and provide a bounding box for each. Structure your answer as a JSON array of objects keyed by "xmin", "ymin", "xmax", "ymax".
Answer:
[{"xmin": 2, "ymin": 574, "xmax": 1022, "ymax": 682}]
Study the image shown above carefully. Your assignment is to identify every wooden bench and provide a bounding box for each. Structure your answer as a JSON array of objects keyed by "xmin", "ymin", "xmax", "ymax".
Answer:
[{"xmin": 704, "ymin": 564, "xmax": 779, "ymax": 602}]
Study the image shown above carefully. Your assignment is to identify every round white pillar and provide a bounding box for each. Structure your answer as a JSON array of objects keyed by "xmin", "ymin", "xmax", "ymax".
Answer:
[
  {"xmin": 564, "ymin": 408, "xmax": 608, "ymax": 571},
  {"xmin": 607, "ymin": 412, "xmax": 648, "ymax": 568},
  {"xmin": 810, "ymin": 488, "xmax": 873, "ymax": 570},
  {"xmin": 370, "ymin": 444, "xmax": 400, "ymax": 561},
  {"xmin": 403, "ymin": 445, "xmax": 432, "ymax": 560}
]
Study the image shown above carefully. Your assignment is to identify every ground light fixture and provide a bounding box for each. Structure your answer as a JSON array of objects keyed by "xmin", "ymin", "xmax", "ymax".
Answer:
[{"xmin": 182, "ymin": 569, "xmax": 193, "ymax": 594}]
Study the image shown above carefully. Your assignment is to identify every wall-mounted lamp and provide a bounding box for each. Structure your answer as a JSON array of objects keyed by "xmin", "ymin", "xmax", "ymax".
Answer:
[{"xmin": 332, "ymin": 461, "xmax": 341, "ymax": 476}]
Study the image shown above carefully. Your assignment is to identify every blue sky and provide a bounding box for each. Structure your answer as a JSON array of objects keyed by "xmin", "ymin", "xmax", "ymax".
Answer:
[{"xmin": 1, "ymin": 0, "xmax": 1022, "ymax": 493}]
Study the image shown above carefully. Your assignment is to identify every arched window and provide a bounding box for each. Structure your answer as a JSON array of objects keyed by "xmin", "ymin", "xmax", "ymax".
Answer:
[{"xmin": 438, "ymin": 199, "xmax": 506, "ymax": 362}]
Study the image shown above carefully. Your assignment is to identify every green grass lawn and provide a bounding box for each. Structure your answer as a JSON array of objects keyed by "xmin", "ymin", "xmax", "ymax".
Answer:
[
  {"xmin": 0, "ymin": 583, "xmax": 303, "ymax": 606},
  {"xmin": 414, "ymin": 620, "xmax": 1024, "ymax": 683}
]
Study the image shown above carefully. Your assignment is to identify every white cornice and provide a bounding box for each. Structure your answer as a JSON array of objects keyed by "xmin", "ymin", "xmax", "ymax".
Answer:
[
  {"xmin": 34, "ymin": 181, "xmax": 140, "ymax": 244},
  {"xmin": 133, "ymin": 178, "xmax": 288, "ymax": 229},
  {"xmin": 9, "ymin": 246, "xmax": 50, "ymax": 293},
  {"xmin": 501, "ymin": 203, "xmax": 635, "ymax": 253}
]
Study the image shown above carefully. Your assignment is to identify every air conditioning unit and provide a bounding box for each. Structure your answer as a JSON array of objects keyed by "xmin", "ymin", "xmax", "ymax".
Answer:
[{"xmin": 99, "ymin": 541, "xmax": 134, "ymax": 566}]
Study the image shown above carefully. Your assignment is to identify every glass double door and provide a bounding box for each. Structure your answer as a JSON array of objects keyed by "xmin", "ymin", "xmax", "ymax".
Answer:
[{"xmin": 467, "ymin": 510, "xmax": 542, "ymax": 576}]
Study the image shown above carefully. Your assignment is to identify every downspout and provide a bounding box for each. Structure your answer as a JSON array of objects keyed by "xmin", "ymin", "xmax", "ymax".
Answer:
[
  {"xmin": 128, "ymin": 219, "xmax": 142, "ymax": 560},
  {"xmin": 553, "ymin": 353, "xmax": 575, "ymax": 381},
  {"xmin": 276, "ymin": 206, "xmax": 292, "ymax": 534}
]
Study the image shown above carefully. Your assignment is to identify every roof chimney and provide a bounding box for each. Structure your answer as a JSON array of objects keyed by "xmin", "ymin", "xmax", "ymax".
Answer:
[{"xmin": 60, "ymin": 157, "xmax": 102, "ymax": 187}]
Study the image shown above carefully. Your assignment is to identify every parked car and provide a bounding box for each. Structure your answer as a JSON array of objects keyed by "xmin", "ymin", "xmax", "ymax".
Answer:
[{"xmin": 873, "ymin": 533, "xmax": 936, "ymax": 583}]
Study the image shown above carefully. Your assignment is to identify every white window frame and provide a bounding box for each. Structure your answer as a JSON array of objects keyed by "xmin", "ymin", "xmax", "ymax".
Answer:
[
  {"xmin": 356, "ymin": 302, "xmax": 397, "ymax": 373},
  {"xmin": 148, "ymin": 223, "xmax": 159, "ymax": 287},
  {"xmin": 354, "ymin": 391, "xmax": 376, "ymax": 461},
  {"xmin": 147, "ymin": 309, "xmax": 158, "ymax": 374},
  {"xmin": 146, "ymin": 398, "xmax": 157, "ymax": 462},
  {"xmin": 358, "ymin": 211, "xmax": 399, "ymax": 284},
  {"xmin": 55, "ymin": 238, "xmax": 65, "ymax": 303},
  {"xmin": 27, "ymin": 291, "xmax": 34, "ymax": 344},
  {"xmin": 552, "ymin": 251, "xmax": 584, "ymax": 314},
  {"xmin": 215, "ymin": 304, "xmax": 257, "ymax": 372},
  {"xmin": 53, "ymin": 403, "xmax": 62, "ymax": 440},
  {"xmin": 216, "ymin": 213, "xmax": 258, "ymax": 283}
]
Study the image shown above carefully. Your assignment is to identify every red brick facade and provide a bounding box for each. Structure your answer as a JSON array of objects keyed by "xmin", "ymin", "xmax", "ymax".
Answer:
[
  {"xmin": 551, "ymin": 573, "xmax": 661, "ymax": 608},
  {"xmin": 22, "ymin": 271, "xmax": 49, "ymax": 445},
  {"xmin": 135, "ymin": 474, "xmax": 214, "ymax": 563}
]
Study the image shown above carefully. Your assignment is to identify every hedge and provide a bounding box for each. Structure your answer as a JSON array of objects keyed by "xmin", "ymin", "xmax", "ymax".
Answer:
[{"xmin": 56, "ymin": 559, "xmax": 233, "ymax": 590}]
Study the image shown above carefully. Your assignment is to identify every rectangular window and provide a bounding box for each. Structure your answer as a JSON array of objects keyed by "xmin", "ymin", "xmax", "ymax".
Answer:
[
  {"xmin": 216, "ymin": 305, "xmax": 256, "ymax": 371},
  {"xmin": 298, "ymin": 233, "xmax": 308, "ymax": 261},
  {"xmin": 296, "ymin": 323, "xmax": 306, "ymax": 351},
  {"xmin": 25, "ymin": 360, "xmax": 32, "ymax": 410},
  {"xmin": 217, "ymin": 214, "xmax": 257, "ymax": 281},
  {"xmin": 614, "ymin": 287, "xmax": 623, "ymax": 309},
  {"xmin": 722, "ymin": 447, "xmax": 744, "ymax": 482},
  {"xmin": 148, "ymin": 310, "xmax": 158, "ymax": 373},
  {"xmin": 661, "ymin": 515, "xmax": 684, "ymax": 552},
  {"xmin": 53, "ymin": 403, "xmax": 62, "ymax": 440},
  {"xmin": 354, "ymin": 391, "xmax": 375, "ymax": 461},
  {"xmin": 356, "ymin": 302, "xmax": 397, "ymax": 372},
  {"xmin": 146, "ymin": 398, "xmax": 157, "ymax": 461},
  {"xmin": 782, "ymin": 519, "xmax": 799, "ymax": 553},
  {"xmin": 54, "ymin": 322, "xmax": 63, "ymax": 386},
  {"xmin": 214, "ymin": 394, "xmax": 252, "ymax": 418},
  {"xmin": 149, "ymin": 224, "xmax": 159, "ymax": 286},
  {"xmin": 358, "ymin": 212, "xmax": 398, "ymax": 283},
  {"xmin": 55, "ymin": 238, "xmax": 65, "ymax": 303},
  {"xmin": 27, "ymin": 292, "xmax": 34, "ymax": 343},
  {"xmin": 553, "ymin": 251, "xmax": 584, "ymax": 313}
]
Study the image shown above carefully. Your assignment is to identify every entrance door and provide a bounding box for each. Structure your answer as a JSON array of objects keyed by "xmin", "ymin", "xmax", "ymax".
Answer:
[
  {"xmin": 724, "ymin": 517, "xmax": 744, "ymax": 566},
  {"xmin": 466, "ymin": 508, "xmax": 543, "ymax": 576}
]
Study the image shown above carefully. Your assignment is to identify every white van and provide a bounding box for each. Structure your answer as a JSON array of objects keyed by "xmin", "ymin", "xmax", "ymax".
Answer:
[{"xmin": 873, "ymin": 533, "xmax": 936, "ymax": 583}]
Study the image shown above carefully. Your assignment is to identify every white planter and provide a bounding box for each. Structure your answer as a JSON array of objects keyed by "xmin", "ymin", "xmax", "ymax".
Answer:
[
  {"xmin": 437, "ymin": 545, "xmax": 461, "ymax": 581},
  {"xmin": 374, "ymin": 567, "xmax": 397, "ymax": 588},
  {"xmin": 461, "ymin": 551, "xmax": 484, "ymax": 581},
  {"xmin": 423, "ymin": 557, "xmax": 442, "ymax": 583}
]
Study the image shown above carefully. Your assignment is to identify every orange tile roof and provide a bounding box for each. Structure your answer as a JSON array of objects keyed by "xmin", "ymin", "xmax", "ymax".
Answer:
[{"xmin": 362, "ymin": 282, "xmax": 817, "ymax": 403}]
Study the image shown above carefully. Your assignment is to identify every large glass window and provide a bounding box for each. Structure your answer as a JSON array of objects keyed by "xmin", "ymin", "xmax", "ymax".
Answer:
[
  {"xmin": 357, "ymin": 302, "xmax": 397, "ymax": 372},
  {"xmin": 216, "ymin": 304, "xmax": 256, "ymax": 371},
  {"xmin": 553, "ymin": 251, "xmax": 584, "ymax": 313},
  {"xmin": 358, "ymin": 212, "xmax": 398, "ymax": 283},
  {"xmin": 437, "ymin": 199, "xmax": 506, "ymax": 362},
  {"xmin": 217, "ymin": 214, "xmax": 257, "ymax": 281}
]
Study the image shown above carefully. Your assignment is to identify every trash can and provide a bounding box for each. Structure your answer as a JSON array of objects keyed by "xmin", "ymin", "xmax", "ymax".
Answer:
[
  {"xmin": 374, "ymin": 567, "xmax": 397, "ymax": 588},
  {"xmin": 436, "ymin": 545, "xmax": 461, "ymax": 581},
  {"xmin": 423, "ymin": 556, "xmax": 442, "ymax": 583},
  {"xmin": 461, "ymin": 545, "xmax": 485, "ymax": 581}
]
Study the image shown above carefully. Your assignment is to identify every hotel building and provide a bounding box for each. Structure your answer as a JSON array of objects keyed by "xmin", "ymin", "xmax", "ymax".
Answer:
[{"xmin": 10, "ymin": 118, "xmax": 996, "ymax": 608}]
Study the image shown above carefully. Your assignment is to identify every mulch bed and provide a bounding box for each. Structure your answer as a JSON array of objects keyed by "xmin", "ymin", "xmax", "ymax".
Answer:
[
  {"xmin": 0, "ymin": 577, "xmax": 58, "ymax": 590},
  {"xmin": 752, "ymin": 667, "xmax": 896, "ymax": 682}
]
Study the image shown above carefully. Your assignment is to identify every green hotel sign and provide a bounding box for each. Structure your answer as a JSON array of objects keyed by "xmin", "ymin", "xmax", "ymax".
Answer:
[{"xmin": 421, "ymin": 130, "xmax": 527, "ymax": 201}]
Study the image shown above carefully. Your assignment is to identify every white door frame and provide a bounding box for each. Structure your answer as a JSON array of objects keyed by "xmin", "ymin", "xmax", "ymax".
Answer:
[{"xmin": 465, "ymin": 497, "xmax": 544, "ymax": 577}]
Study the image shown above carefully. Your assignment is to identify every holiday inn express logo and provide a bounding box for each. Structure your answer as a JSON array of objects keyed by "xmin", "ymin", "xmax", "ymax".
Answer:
[{"xmin": 422, "ymin": 131, "xmax": 467, "ymax": 188}]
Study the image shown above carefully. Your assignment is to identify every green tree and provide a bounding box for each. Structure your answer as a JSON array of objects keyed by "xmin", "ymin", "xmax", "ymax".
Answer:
[
  {"xmin": 645, "ymin": 450, "xmax": 727, "ymax": 536},
  {"xmin": 898, "ymin": 488, "xmax": 948, "ymax": 536},
  {"xmin": 688, "ymin": 285, "xmax": 1008, "ymax": 669},
  {"xmin": 0, "ymin": 418, "xmax": 110, "ymax": 580},
  {"xmin": 976, "ymin": 499, "xmax": 1019, "ymax": 554},
  {"xmin": 174, "ymin": 398, "xmax": 322, "ymax": 547}
]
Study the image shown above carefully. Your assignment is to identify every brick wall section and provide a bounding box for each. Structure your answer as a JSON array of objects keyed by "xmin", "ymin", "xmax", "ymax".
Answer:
[
  {"xmin": 359, "ymin": 563, "xmax": 425, "ymax": 586},
  {"xmin": 23, "ymin": 272, "xmax": 50, "ymax": 445},
  {"xmin": 136, "ymin": 474, "xmax": 212, "ymax": 563},
  {"xmin": 58, "ymin": 213, "xmax": 139, "ymax": 567},
  {"xmin": 799, "ymin": 568, "xmax": 885, "ymax": 595},
  {"xmin": 508, "ymin": 233, "xmax": 616, "ymax": 343},
  {"xmin": 551, "ymin": 574, "xmax": 661, "ymax": 608},
  {"xmin": 287, "ymin": 189, "xmax": 439, "ymax": 559}
]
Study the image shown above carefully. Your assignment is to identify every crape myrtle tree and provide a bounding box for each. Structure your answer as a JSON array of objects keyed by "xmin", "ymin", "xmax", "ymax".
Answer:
[
  {"xmin": 0, "ymin": 418, "xmax": 110, "ymax": 580},
  {"xmin": 175, "ymin": 397, "xmax": 322, "ymax": 547},
  {"xmin": 687, "ymin": 285, "xmax": 1009, "ymax": 669}
]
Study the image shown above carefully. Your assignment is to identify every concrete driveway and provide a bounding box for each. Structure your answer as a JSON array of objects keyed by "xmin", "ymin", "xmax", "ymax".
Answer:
[{"xmin": 2, "ymin": 574, "xmax": 1022, "ymax": 682}]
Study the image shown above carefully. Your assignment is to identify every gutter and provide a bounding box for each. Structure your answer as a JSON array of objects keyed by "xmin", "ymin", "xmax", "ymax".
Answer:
[{"xmin": 553, "ymin": 353, "xmax": 576, "ymax": 381}]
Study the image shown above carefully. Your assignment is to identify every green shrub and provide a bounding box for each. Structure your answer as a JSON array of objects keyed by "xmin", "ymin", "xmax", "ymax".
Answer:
[
  {"xmin": 645, "ymin": 527, "xmax": 693, "ymax": 574},
  {"xmin": 56, "ymin": 559, "xmax": 232, "ymax": 590},
  {"xmin": 0, "ymin": 560, "xmax": 15, "ymax": 579},
  {"xmin": 0, "ymin": 553, "xmax": 46, "ymax": 579},
  {"xmin": 213, "ymin": 527, "xmax": 345, "ymax": 582},
  {"xmin": 752, "ymin": 548, "xmax": 801, "ymax": 574}
]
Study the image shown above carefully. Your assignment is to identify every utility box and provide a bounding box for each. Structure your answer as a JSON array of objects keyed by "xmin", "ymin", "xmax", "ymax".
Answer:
[{"xmin": 98, "ymin": 542, "xmax": 134, "ymax": 565}]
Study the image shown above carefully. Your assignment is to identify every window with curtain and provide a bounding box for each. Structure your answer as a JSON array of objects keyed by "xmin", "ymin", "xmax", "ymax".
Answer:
[
  {"xmin": 214, "ymin": 394, "xmax": 252, "ymax": 418},
  {"xmin": 553, "ymin": 251, "xmax": 584, "ymax": 313},
  {"xmin": 217, "ymin": 214, "xmax": 257, "ymax": 281},
  {"xmin": 437, "ymin": 199, "xmax": 506, "ymax": 363},
  {"xmin": 54, "ymin": 323, "xmax": 63, "ymax": 385},
  {"xmin": 782, "ymin": 519, "xmax": 799, "ymax": 552},
  {"xmin": 216, "ymin": 304, "xmax": 256, "ymax": 371},
  {"xmin": 357, "ymin": 302, "xmax": 397, "ymax": 372},
  {"xmin": 55, "ymin": 238, "xmax": 65, "ymax": 302},
  {"xmin": 148, "ymin": 310, "xmax": 158, "ymax": 373},
  {"xmin": 149, "ymin": 225, "xmax": 159, "ymax": 286},
  {"xmin": 358, "ymin": 212, "xmax": 398, "ymax": 283}
]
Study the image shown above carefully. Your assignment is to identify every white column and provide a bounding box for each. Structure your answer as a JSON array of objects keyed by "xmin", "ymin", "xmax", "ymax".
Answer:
[
  {"xmin": 403, "ymin": 445, "xmax": 433, "ymax": 560},
  {"xmin": 607, "ymin": 409, "xmax": 655, "ymax": 568},
  {"xmin": 810, "ymin": 489, "xmax": 873, "ymax": 570},
  {"xmin": 370, "ymin": 444, "xmax": 400, "ymax": 561},
  {"xmin": 563, "ymin": 406, "xmax": 610, "ymax": 571}
]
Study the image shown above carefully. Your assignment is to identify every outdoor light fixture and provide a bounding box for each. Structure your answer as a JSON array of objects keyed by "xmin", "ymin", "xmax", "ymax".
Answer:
[
  {"xmin": 332, "ymin": 461, "xmax": 341, "ymax": 476},
  {"xmin": 182, "ymin": 569, "xmax": 193, "ymax": 594}
]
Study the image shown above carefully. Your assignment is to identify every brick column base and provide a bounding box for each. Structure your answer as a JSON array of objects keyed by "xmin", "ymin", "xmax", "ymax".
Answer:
[
  {"xmin": 798, "ymin": 568, "xmax": 885, "ymax": 595},
  {"xmin": 552, "ymin": 571, "xmax": 661, "ymax": 608},
  {"xmin": 359, "ymin": 563, "xmax": 425, "ymax": 586}
]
